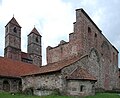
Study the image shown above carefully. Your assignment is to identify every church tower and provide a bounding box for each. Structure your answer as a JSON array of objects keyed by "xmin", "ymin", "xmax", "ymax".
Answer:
[
  {"xmin": 4, "ymin": 17, "xmax": 21, "ymax": 61},
  {"xmin": 27, "ymin": 27, "xmax": 42, "ymax": 67}
]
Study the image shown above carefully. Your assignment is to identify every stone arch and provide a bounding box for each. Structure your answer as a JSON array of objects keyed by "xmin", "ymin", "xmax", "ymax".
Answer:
[
  {"xmin": 88, "ymin": 27, "xmax": 92, "ymax": 46},
  {"xmin": 88, "ymin": 27, "xmax": 92, "ymax": 34},
  {"xmin": 35, "ymin": 37, "xmax": 38, "ymax": 43},
  {"xmin": 89, "ymin": 48, "xmax": 99, "ymax": 62},
  {"xmin": 13, "ymin": 27, "xmax": 17, "ymax": 33},
  {"xmin": 3, "ymin": 80, "xmax": 10, "ymax": 92},
  {"xmin": 101, "ymin": 41, "xmax": 110, "ymax": 59}
]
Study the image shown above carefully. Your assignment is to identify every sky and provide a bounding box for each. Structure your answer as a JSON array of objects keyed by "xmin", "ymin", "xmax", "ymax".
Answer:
[{"xmin": 0, "ymin": 0, "xmax": 120, "ymax": 66}]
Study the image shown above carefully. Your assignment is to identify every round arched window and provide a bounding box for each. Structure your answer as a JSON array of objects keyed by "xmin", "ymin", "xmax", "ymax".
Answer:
[{"xmin": 13, "ymin": 27, "xmax": 17, "ymax": 33}]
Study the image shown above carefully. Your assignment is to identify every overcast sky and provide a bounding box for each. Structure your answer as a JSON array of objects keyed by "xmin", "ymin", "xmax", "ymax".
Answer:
[{"xmin": 0, "ymin": 0, "xmax": 120, "ymax": 66}]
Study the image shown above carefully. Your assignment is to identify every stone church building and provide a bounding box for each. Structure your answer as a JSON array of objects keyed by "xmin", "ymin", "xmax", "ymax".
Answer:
[{"xmin": 0, "ymin": 8, "xmax": 120, "ymax": 96}]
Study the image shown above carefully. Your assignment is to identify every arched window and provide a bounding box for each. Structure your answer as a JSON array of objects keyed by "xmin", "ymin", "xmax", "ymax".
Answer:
[
  {"xmin": 88, "ymin": 27, "xmax": 92, "ymax": 47},
  {"xmin": 3, "ymin": 80, "xmax": 10, "ymax": 92},
  {"xmin": 101, "ymin": 41, "xmax": 110, "ymax": 58},
  {"xmin": 13, "ymin": 27, "xmax": 17, "ymax": 33},
  {"xmin": 95, "ymin": 33, "xmax": 97, "ymax": 38},
  {"xmin": 88, "ymin": 27, "xmax": 91, "ymax": 34},
  {"xmin": 36, "ymin": 37, "xmax": 38, "ymax": 43}
]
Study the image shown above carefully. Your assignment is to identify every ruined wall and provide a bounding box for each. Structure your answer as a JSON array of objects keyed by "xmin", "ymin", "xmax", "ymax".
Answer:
[
  {"xmin": 46, "ymin": 9, "xmax": 119, "ymax": 90},
  {"xmin": 47, "ymin": 9, "xmax": 118, "ymax": 66},
  {"xmin": 0, "ymin": 77, "xmax": 21, "ymax": 92}
]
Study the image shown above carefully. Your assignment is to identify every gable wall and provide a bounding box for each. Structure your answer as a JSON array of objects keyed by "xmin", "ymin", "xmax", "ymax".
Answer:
[{"xmin": 46, "ymin": 9, "xmax": 119, "ymax": 90}]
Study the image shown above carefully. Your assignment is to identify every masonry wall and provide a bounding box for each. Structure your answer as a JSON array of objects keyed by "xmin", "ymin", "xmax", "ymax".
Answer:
[
  {"xmin": 0, "ymin": 77, "xmax": 21, "ymax": 92},
  {"xmin": 46, "ymin": 9, "xmax": 119, "ymax": 90},
  {"xmin": 22, "ymin": 72, "xmax": 64, "ymax": 96},
  {"xmin": 67, "ymin": 80, "xmax": 95, "ymax": 96},
  {"xmin": 22, "ymin": 56, "xmax": 96, "ymax": 96}
]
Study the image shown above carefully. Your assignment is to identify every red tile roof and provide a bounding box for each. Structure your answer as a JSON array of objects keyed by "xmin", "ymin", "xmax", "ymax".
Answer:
[
  {"xmin": 0, "ymin": 54, "xmax": 95, "ymax": 81},
  {"xmin": 28, "ymin": 27, "xmax": 41, "ymax": 36},
  {"xmin": 66, "ymin": 67, "xmax": 97, "ymax": 81},
  {"xmin": 6, "ymin": 17, "xmax": 21, "ymax": 27},
  {"xmin": 0, "ymin": 57, "xmax": 39, "ymax": 78},
  {"xmin": 22, "ymin": 55, "xmax": 87, "ymax": 76}
]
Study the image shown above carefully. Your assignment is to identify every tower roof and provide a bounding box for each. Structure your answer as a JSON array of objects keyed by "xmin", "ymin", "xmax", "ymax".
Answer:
[
  {"xmin": 28, "ymin": 27, "xmax": 41, "ymax": 36},
  {"xmin": 5, "ymin": 17, "xmax": 21, "ymax": 27}
]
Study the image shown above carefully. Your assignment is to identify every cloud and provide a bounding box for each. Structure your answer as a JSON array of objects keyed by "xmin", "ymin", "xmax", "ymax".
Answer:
[
  {"xmin": 0, "ymin": 0, "xmax": 120, "ymax": 66},
  {"xmin": 0, "ymin": 0, "xmax": 2, "ymax": 4},
  {"xmin": 0, "ymin": 0, "xmax": 74, "ymax": 64}
]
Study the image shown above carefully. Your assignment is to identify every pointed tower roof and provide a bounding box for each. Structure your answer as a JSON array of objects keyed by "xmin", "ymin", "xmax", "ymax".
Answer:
[
  {"xmin": 5, "ymin": 17, "xmax": 21, "ymax": 27},
  {"xmin": 28, "ymin": 27, "xmax": 41, "ymax": 36}
]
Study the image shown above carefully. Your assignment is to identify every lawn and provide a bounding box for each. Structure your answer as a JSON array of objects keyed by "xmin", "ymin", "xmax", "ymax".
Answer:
[{"xmin": 0, "ymin": 92, "xmax": 120, "ymax": 98}]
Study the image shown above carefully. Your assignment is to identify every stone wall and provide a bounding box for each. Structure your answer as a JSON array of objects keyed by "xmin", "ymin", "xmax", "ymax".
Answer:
[
  {"xmin": 4, "ymin": 20, "xmax": 21, "ymax": 61},
  {"xmin": 67, "ymin": 80, "xmax": 95, "ymax": 96},
  {"xmin": 22, "ymin": 56, "xmax": 96, "ymax": 96},
  {"xmin": 46, "ymin": 9, "xmax": 119, "ymax": 90},
  {"xmin": 0, "ymin": 77, "xmax": 21, "ymax": 92},
  {"xmin": 22, "ymin": 72, "xmax": 64, "ymax": 96}
]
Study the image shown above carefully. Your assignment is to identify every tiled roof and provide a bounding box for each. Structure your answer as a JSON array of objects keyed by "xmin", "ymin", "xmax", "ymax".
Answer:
[
  {"xmin": 66, "ymin": 67, "xmax": 97, "ymax": 81},
  {"xmin": 28, "ymin": 27, "xmax": 41, "ymax": 36},
  {"xmin": 0, "ymin": 54, "xmax": 92, "ymax": 80},
  {"xmin": 0, "ymin": 56, "xmax": 39, "ymax": 78},
  {"xmin": 6, "ymin": 17, "xmax": 21, "ymax": 27},
  {"xmin": 22, "ymin": 55, "xmax": 87, "ymax": 76}
]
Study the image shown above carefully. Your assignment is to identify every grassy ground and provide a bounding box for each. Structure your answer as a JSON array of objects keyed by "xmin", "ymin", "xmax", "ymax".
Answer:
[
  {"xmin": 85, "ymin": 93, "xmax": 120, "ymax": 98},
  {"xmin": 0, "ymin": 92, "xmax": 120, "ymax": 98}
]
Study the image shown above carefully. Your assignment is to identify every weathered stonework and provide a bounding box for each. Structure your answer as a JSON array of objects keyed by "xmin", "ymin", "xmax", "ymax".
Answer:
[
  {"xmin": 1, "ymin": 8, "xmax": 119, "ymax": 96},
  {"xmin": 0, "ymin": 77, "xmax": 21, "ymax": 92},
  {"xmin": 66, "ymin": 80, "xmax": 95, "ymax": 96},
  {"xmin": 46, "ymin": 9, "xmax": 119, "ymax": 91},
  {"xmin": 4, "ymin": 17, "xmax": 42, "ymax": 67},
  {"xmin": 22, "ymin": 56, "xmax": 96, "ymax": 96},
  {"xmin": 22, "ymin": 72, "xmax": 64, "ymax": 96}
]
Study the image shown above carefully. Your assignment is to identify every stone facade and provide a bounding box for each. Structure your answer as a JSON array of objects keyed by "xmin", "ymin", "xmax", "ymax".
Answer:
[
  {"xmin": 4, "ymin": 17, "xmax": 42, "ymax": 67},
  {"xmin": 1, "ymin": 8, "xmax": 119, "ymax": 96},
  {"xmin": 67, "ymin": 80, "xmax": 95, "ymax": 96},
  {"xmin": 0, "ymin": 76, "xmax": 21, "ymax": 92},
  {"xmin": 22, "ymin": 56, "xmax": 96, "ymax": 96},
  {"xmin": 46, "ymin": 9, "xmax": 119, "ymax": 91},
  {"xmin": 27, "ymin": 28, "xmax": 42, "ymax": 66},
  {"xmin": 22, "ymin": 72, "xmax": 64, "ymax": 96},
  {"xmin": 5, "ymin": 17, "xmax": 21, "ymax": 61}
]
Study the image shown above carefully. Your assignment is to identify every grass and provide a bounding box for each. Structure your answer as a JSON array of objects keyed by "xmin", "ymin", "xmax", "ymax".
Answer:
[
  {"xmin": 0, "ymin": 92, "xmax": 120, "ymax": 98},
  {"xmin": 85, "ymin": 93, "xmax": 120, "ymax": 98}
]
